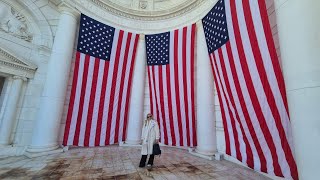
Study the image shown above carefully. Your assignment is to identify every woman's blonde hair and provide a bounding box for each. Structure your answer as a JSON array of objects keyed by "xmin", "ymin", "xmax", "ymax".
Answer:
[
  {"xmin": 146, "ymin": 113, "xmax": 153, "ymax": 119},
  {"xmin": 144, "ymin": 113, "xmax": 153, "ymax": 126}
]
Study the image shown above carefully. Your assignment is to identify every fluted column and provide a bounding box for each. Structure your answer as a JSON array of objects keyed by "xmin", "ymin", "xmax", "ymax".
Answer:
[
  {"xmin": 274, "ymin": 0, "xmax": 320, "ymax": 179},
  {"xmin": 0, "ymin": 76, "xmax": 26, "ymax": 145},
  {"xmin": 26, "ymin": 4, "xmax": 79, "ymax": 157},
  {"xmin": 125, "ymin": 35, "xmax": 146, "ymax": 145},
  {"xmin": 193, "ymin": 21, "xmax": 217, "ymax": 157}
]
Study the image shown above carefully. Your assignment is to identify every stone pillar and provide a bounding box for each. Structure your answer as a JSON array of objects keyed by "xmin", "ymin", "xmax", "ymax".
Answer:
[
  {"xmin": 125, "ymin": 35, "xmax": 146, "ymax": 145},
  {"xmin": 274, "ymin": 0, "xmax": 320, "ymax": 179},
  {"xmin": 191, "ymin": 21, "xmax": 217, "ymax": 159},
  {"xmin": 26, "ymin": 4, "xmax": 79, "ymax": 157},
  {"xmin": 0, "ymin": 76, "xmax": 26, "ymax": 145}
]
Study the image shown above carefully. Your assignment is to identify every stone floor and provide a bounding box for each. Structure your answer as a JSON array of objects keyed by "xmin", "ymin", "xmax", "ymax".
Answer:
[{"xmin": 0, "ymin": 146, "xmax": 270, "ymax": 180}]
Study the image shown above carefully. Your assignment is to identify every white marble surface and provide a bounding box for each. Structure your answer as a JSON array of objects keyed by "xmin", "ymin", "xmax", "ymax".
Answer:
[
  {"xmin": 0, "ymin": 146, "xmax": 270, "ymax": 179},
  {"xmin": 0, "ymin": 0, "xmax": 58, "ymax": 154}
]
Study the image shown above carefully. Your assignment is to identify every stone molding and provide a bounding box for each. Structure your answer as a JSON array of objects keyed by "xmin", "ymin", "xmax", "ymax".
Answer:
[
  {"xmin": 89, "ymin": 0, "xmax": 205, "ymax": 20},
  {"xmin": 65, "ymin": 0, "xmax": 217, "ymax": 33},
  {"xmin": 0, "ymin": 47, "xmax": 37, "ymax": 78},
  {"xmin": 12, "ymin": 75, "xmax": 27, "ymax": 81},
  {"xmin": 58, "ymin": 2, "xmax": 81, "ymax": 19}
]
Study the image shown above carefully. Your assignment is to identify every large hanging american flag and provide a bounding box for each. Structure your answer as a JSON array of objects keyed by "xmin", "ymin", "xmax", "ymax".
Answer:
[
  {"xmin": 145, "ymin": 24, "xmax": 197, "ymax": 147},
  {"xmin": 202, "ymin": 0, "xmax": 298, "ymax": 179},
  {"xmin": 63, "ymin": 14, "xmax": 139, "ymax": 147}
]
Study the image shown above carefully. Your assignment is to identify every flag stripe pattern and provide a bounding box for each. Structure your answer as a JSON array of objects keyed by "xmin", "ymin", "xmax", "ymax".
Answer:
[
  {"xmin": 202, "ymin": 0, "xmax": 298, "ymax": 179},
  {"xmin": 146, "ymin": 24, "xmax": 197, "ymax": 147},
  {"xmin": 63, "ymin": 14, "xmax": 139, "ymax": 147}
]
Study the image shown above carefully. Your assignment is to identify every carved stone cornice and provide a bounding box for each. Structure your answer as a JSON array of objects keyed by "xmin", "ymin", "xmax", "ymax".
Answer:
[
  {"xmin": 89, "ymin": 0, "xmax": 206, "ymax": 21},
  {"xmin": 0, "ymin": 47, "xmax": 37, "ymax": 78},
  {"xmin": 67, "ymin": 0, "xmax": 216, "ymax": 33}
]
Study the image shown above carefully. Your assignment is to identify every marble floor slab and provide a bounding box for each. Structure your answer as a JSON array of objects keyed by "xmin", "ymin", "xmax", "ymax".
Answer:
[{"xmin": 0, "ymin": 146, "xmax": 270, "ymax": 180}]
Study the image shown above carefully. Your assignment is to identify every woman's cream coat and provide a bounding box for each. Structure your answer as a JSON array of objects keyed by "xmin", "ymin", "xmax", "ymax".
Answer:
[{"xmin": 141, "ymin": 119, "xmax": 160, "ymax": 155}]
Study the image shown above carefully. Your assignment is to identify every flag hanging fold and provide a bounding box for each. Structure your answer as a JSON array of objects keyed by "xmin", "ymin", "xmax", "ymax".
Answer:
[
  {"xmin": 63, "ymin": 14, "xmax": 139, "ymax": 147},
  {"xmin": 202, "ymin": 0, "xmax": 298, "ymax": 179},
  {"xmin": 145, "ymin": 24, "xmax": 197, "ymax": 147}
]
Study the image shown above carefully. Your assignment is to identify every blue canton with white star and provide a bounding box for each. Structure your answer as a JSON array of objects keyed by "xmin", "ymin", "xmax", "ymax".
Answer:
[
  {"xmin": 77, "ymin": 14, "xmax": 115, "ymax": 61},
  {"xmin": 145, "ymin": 32, "xmax": 170, "ymax": 66},
  {"xmin": 202, "ymin": 0, "xmax": 229, "ymax": 53}
]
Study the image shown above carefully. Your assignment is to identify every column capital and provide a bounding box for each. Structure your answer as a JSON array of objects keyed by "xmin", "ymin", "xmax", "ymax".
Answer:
[
  {"xmin": 139, "ymin": 34, "xmax": 145, "ymax": 41},
  {"xmin": 196, "ymin": 20, "xmax": 203, "ymax": 27},
  {"xmin": 12, "ymin": 76, "xmax": 27, "ymax": 82},
  {"xmin": 58, "ymin": 2, "xmax": 80, "ymax": 19}
]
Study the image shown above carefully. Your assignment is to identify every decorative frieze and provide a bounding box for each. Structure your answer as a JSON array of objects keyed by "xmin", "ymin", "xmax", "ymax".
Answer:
[
  {"xmin": 87, "ymin": 0, "xmax": 206, "ymax": 20},
  {"xmin": 65, "ymin": 0, "xmax": 216, "ymax": 33}
]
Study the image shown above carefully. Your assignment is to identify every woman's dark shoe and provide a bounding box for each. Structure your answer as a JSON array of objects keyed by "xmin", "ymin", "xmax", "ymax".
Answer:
[{"xmin": 139, "ymin": 163, "xmax": 145, "ymax": 168}]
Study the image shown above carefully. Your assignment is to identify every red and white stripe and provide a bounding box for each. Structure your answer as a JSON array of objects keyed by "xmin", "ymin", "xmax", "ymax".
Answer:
[
  {"xmin": 148, "ymin": 24, "xmax": 197, "ymax": 147},
  {"xmin": 63, "ymin": 30, "xmax": 139, "ymax": 147},
  {"xmin": 209, "ymin": 0, "xmax": 298, "ymax": 179}
]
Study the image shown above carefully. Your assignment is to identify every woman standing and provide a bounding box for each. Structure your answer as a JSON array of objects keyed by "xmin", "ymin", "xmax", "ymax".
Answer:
[{"xmin": 139, "ymin": 113, "xmax": 160, "ymax": 168}]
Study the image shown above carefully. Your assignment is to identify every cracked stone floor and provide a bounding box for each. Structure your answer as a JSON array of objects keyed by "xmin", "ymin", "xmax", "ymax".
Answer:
[{"xmin": 0, "ymin": 146, "xmax": 270, "ymax": 179}]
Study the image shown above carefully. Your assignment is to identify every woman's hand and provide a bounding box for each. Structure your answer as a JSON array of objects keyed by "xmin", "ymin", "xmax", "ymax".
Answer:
[{"xmin": 155, "ymin": 139, "xmax": 159, "ymax": 144}]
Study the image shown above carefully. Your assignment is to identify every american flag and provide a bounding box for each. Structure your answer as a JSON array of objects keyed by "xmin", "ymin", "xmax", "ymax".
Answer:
[
  {"xmin": 202, "ymin": 0, "xmax": 298, "ymax": 179},
  {"xmin": 146, "ymin": 24, "xmax": 197, "ymax": 147},
  {"xmin": 63, "ymin": 14, "xmax": 139, "ymax": 147}
]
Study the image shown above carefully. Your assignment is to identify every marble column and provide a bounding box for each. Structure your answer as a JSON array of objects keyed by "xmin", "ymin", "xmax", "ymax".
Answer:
[
  {"xmin": 191, "ymin": 21, "xmax": 217, "ymax": 159},
  {"xmin": 0, "ymin": 76, "xmax": 26, "ymax": 145},
  {"xmin": 125, "ymin": 35, "xmax": 146, "ymax": 145},
  {"xmin": 274, "ymin": 0, "xmax": 320, "ymax": 179},
  {"xmin": 26, "ymin": 4, "xmax": 79, "ymax": 157}
]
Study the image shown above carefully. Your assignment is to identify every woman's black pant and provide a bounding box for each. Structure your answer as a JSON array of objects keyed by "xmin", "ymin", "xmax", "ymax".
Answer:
[{"xmin": 139, "ymin": 154, "xmax": 154, "ymax": 167}]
